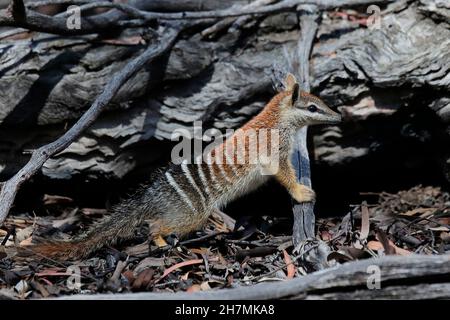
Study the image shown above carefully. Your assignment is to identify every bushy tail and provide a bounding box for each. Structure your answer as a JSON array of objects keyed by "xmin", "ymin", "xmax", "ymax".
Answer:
[
  {"xmin": 28, "ymin": 203, "xmax": 147, "ymax": 260},
  {"xmin": 25, "ymin": 240, "xmax": 93, "ymax": 261}
]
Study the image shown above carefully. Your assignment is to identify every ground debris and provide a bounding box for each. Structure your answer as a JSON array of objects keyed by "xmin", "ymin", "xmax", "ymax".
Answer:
[{"xmin": 1, "ymin": 185, "xmax": 449, "ymax": 299}]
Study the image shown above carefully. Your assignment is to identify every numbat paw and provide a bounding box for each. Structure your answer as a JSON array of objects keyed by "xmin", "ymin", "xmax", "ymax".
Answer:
[
  {"xmin": 153, "ymin": 235, "xmax": 169, "ymax": 247},
  {"xmin": 292, "ymin": 184, "xmax": 316, "ymax": 203}
]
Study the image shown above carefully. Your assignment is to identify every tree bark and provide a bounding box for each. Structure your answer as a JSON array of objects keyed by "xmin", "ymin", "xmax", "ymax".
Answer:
[
  {"xmin": 291, "ymin": 4, "xmax": 320, "ymax": 247},
  {"xmin": 1, "ymin": 0, "xmax": 448, "ymax": 183}
]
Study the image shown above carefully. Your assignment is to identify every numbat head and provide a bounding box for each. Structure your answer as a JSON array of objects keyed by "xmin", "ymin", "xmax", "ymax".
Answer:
[
  {"xmin": 27, "ymin": 72, "xmax": 342, "ymax": 261},
  {"xmin": 280, "ymin": 73, "xmax": 341, "ymax": 127}
]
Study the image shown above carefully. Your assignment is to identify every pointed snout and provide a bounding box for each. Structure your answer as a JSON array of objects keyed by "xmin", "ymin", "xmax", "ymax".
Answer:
[
  {"xmin": 324, "ymin": 108, "xmax": 342, "ymax": 124},
  {"xmin": 329, "ymin": 111, "xmax": 342, "ymax": 124}
]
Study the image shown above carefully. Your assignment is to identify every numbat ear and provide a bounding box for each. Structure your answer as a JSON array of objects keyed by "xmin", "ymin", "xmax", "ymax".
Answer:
[
  {"xmin": 291, "ymin": 83, "xmax": 300, "ymax": 105},
  {"xmin": 284, "ymin": 73, "xmax": 298, "ymax": 91}
]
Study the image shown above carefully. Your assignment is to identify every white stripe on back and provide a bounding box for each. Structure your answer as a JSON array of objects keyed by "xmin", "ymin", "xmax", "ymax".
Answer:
[
  {"xmin": 165, "ymin": 171, "xmax": 197, "ymax": 212},
  {"xmin": 224, "ymin": 147, "xmax": 238, "ymax": 177},
  {"xmin": 217, "ymin": 163, "xmax": 233, "ymax": 183},
  {"xmin": 196, "ymin": 160, "xmax": 211, "ymax": 195},
  {"xmin": 181, "ymin": 160, "xmax": 207, "ymax": 207},
  {"xmin": 206, "ymin": 153, "xmax": 219, "ymax": 186}
]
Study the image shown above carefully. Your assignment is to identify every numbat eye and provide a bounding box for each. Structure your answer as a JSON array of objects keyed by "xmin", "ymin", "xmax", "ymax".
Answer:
[{"xmin": 307, "ymin": 104, "xmax": 318, "ymax": 112}]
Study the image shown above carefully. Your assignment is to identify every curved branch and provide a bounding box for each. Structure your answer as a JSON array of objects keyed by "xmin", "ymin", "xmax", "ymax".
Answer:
[{"xmin": 0, "ymin": 27, "xmax": 180, "ymax": 227}]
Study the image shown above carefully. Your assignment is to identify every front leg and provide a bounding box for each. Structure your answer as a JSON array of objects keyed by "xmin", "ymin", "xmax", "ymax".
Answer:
[{"xmin": 275, "ymin": 159, "xmax": 315, "ymax": 203}]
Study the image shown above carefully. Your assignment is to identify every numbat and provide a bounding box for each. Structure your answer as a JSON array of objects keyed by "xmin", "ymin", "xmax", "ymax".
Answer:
[{"xmin": 30, "ymin": 73, "xmax": 341, "ymax": 260}]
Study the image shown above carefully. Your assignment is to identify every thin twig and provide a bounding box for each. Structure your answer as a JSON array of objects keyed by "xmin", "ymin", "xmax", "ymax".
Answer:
[
  {"xmin": 201, "ymin": 0, "xmax": 276, "ymax": 38},
  {"xmin": 180, "ymin": 231, "xmax": 224, "ymax": 246}
]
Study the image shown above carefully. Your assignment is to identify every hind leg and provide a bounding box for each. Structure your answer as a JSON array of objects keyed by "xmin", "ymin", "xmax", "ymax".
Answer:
[{"xmin": 148, "ymin": 210, "xmax": 211, "ymax": 246}]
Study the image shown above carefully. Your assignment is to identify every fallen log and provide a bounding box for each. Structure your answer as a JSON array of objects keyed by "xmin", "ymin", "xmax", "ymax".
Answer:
[
  {"xmin": 1, "ymin": 0, "xmax": 447, "ymax": 186},
  {"xmin": 54, "ymin": 254, "xmax": 450, "ymax": 300}
]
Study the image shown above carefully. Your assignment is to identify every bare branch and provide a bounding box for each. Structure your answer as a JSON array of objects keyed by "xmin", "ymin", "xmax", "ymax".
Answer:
[
  {"xmin": 26, "ymin": 0, "xmax": 93, "ymax": 8},
  {"xmin": 56, "ymin": 1, "xmax": 150, "ymax": 20},
  {"xmin": 0, "ymin": 3, "xmax": 124, "ymax": 35},
  {"xmin": 201, "ymin": 0, "xmax": 276, "ymax": 38},
  {"xmin": 0, "ymin": 27, "xmax": 180, "ymax": 227},
  {"xmin": 0, "ymin": 27, "xmax": 28, "ymax": 40}
]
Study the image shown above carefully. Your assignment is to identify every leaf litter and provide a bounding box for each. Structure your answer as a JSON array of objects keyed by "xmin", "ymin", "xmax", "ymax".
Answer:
[{"xmin": 0, "ymin": 185, "xmax": 449, "ymax": 299}]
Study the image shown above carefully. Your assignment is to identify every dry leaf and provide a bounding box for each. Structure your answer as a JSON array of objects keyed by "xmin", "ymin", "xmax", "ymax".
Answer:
[
  {"xmin": 282, "ymin": 250, "xmax": 295, "ymax": 279},
  {"xmin": 155, "ymin": 259, "xmax": 203, "ymax": 284},
  {"xmin": 370, "ymin": 237, "xmax": 411, "ymax": 256},
  {"xmin": 19, "ymin": 236, "xmax": 33, "ymax": 246},
  {"xmin": 101, "ymin": 36, "xmax": 144, "ymax": 45},
  {"xmin": 360, "ymin": 202, "xmax": 370, "ymax": 241},
  {"xmin": 15, "ymin": 226, "xmax": 34, "ymax": 245},
  {"xmin": 122, "ymin": 270, "xmax": 135, "ymax": 284},
  {"xmin": 181, "ymin": 271, "xmax": 190, "ymax": 281},
  {"xmin": 400, "ymin": 208, "xmax": 434, "ymax": 217},
  {"xmin": 367, "ymin": 241, "xmax": 384, "ymax": 251},
  {"xmin": 190, "ymin": 248, "xmax": 209, "ymax": 255},
  {"xmin": 134, "ymin": 257, "xmax": 165, "ymax": 275},
  {"xmin": 427, "ymin": 226, "xmax": 449, "ymax": 232},
  {"xmin": 320, "ymin": 230, "xmax": 332, "ymax": 241},
  {"xmin": 43, "ymin": 194, "xmax": 73, "ymax": 205},
  {"xmin": 132, "ymin": 269, "xmax": 154, "ymax": 290},
  {"xmin": 125, "ymin": 241, "xmax": 149, "ymax": 257},
  {"xmin": 186, "ymin": 284, "xmax": 201, "ymax": 293},
  {"xmin": 200, "ymin": 282, "xmax": 211, "ymax": 291},
  {"xmin": 440, "ymin": 232, "xmax": 450, "ymax": 242}
]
